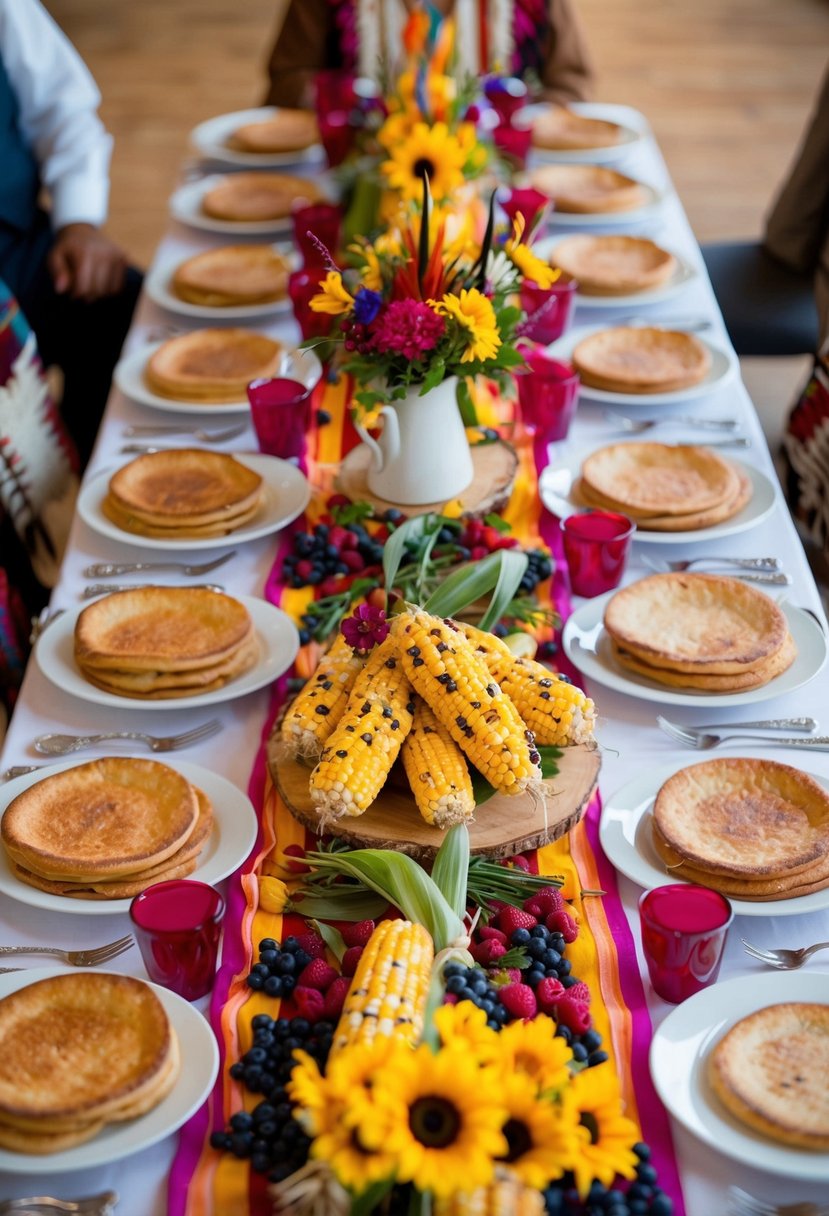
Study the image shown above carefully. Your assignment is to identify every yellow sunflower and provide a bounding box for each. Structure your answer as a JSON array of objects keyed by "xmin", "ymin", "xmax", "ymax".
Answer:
[
  {"xmin": 361, "ymin": 1043, "xmax": 508, "ymax": 1198},
  {"xmin": 287, "ymin": 1050, "xmax": 328, "ymax": 1134},
  {"xmin": 505, "ymin": 213, "xmax": 559, "ymax": 288},
  {"xmin": 432, "ymin": 288, "xmax": 502, "ymax": 363},
  {"xmin": 497, "ymin": 1014, "xmax": 574, "ymax": 1093},
  {"xmin": 348, "ymin": 241, "xmax": 384, "ymax": 292},
  {"xmin": 311, "ymin": 1110, "xmax": 399, "ymax": 1193},
  {"xmin": 309, "ymin": 270, "xmax": 354, "ymax": 315},
  {"xmin": 433, "ymin": 1000, "xmax": 501, "ymax": 1062},
  {"xmin": 382, "ymin": 121, "xmax": 467, "ymax": 203},
  {"xmin": 568, "ymin": 1064, "xmax": 641, "ymax": 1197},
  {"xmin": 496, "ymin": 1073, "xmax": 586, "ymax": 1190}
]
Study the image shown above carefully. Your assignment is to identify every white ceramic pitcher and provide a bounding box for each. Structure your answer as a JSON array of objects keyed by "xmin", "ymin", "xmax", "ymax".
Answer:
[{"xmin": 352, "ymin": 375, "xmax": 474, "ymax": 505}]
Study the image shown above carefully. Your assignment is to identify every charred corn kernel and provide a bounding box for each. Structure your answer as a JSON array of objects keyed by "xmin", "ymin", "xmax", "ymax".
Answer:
[
  {"xmin": 281, "ymin": 635, "xmax": 366, "ymax": 760},
  {"xmin": 331, "ymin": 919, "xmax": 433, "ymax": 1056},
  {"xmin": 433, "ymin": 1175, "xmax": 546, "ymax": 1216},
  {"xmin": 402, "ymin": 696, "xmax": 475, "ymax": 828},
  {"xmin": 310, "ymin": 636, "xmax": 414, "ymax": 821},
  {"xmin": 459, "ymin": 623, "xmax": 595, "ymax": 746},
  {"xmin": 391, "ymin": 610, "xmax": 541, "ymax": 795}
]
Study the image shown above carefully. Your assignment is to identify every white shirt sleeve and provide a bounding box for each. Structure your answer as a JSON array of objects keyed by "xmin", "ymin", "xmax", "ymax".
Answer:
[{"xmin": 0, "ymin": 0, "xmax": 112, "ymax": 231}]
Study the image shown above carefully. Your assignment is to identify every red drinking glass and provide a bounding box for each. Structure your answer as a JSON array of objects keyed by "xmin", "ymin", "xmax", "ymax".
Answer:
[
  {"xmin": 560, "ymin": 510, "xmax": 636, "ymax": 598},
  {"xmin": 315, "ymin": 69, "xmax": 358, "ymax": 115},
  {"xmin": 493, "ymin": 123, "xmax": 533, "ymax": 170},
  {"xmin": 499, "ymin": 186, "xmax": 550, "ymax": 230},
  {"xmin": 484, "ymin": 77, "xmax": 528, "ymax": 125},
  {"xmin": 318, "ymin": 111, "xmax": 356, "ymax": 167},
  {"xmin": 520, "ymin": 275, "xmax": 578, "ymax": 344},
  {"xmin": 247, "ymin": 376, "xmax": 312, "ymax": 461},
  {"xmin": 130, "ymin": 879, "xmax": 225, "ymax": 1001},
  {"xmin": 292, "ymin": 201, "xmax": 342, "ymax": 266},
  {"xmin": 288, "ymin": 268, "xmax": 334, "ymax": 341},
  {"xmin": 516, "ymin": 351, "xmax": 580, "ymax": 466},
  {"xmin": 639, "ymin": 884, "xmax": 733, "ymax": 1004}
]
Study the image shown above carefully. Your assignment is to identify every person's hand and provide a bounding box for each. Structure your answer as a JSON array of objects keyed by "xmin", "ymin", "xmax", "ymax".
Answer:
[{"xmin": 48, "ymin": 223, "xmax": 128, "ymax": 301}]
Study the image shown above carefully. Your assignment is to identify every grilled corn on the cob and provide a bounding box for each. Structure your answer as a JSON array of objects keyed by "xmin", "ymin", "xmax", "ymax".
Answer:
[
  {"xmin": 281, "ymin": 635, "xmax": 366, "ymax": 760},
  {"xmin": 402, "ymin": 696, "xmax": 475, "ymax": 828}
]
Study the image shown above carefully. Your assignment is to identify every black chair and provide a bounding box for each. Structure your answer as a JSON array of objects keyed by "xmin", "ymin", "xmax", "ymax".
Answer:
[{"xmin": 700, "ymin": 240, "xmax": 819, "ymax": 356}]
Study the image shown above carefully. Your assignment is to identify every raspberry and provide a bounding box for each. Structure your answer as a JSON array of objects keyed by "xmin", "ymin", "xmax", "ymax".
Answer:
[
  {"xmin": 322, "ymin": 977, "xmax": 351, "ymax": 1021},
  {"xmin": 497, "ymin": 907, "xmax": 538, "ymax": 936},
  {"xmin": 525, "ymin": 888, "xmax": 564, "ymax": 918},
  {"xmin": 546, "ymin": 909, "xmax": 579, "ymax": 943},
  {"xmin": 555, "ymin": 996, "xmax": 591, "ymax": 1034},
  {"xmin": 293, "ymin": 987, "xmax": 325, "ymax": 1021},
  {"xmin": 297, "ymin": 960, "xmax": 338, "ymax": 992},
  {"xmin": 340, "ymin": 920, "xmax": 376, "ymax": 948},
  {"xmin": 492, "ymin": 967, "xmax": 522, "ymax": 986},
  {"xmin": 295, "ymin": 933, "xmax": 326, "ymax": 960},
  {"xmin": 341, "ymin": 946, "xmax": 364, "ymax": 977},
  {"xmin": 470, "ymin": 939, "xmax": 507, "ymax": 966},
  {"xmin": 567, "ymin": 981, "xmax": 591, "ymax": 1004},
  {"xmin": 498, "ymin": 983, "xmax": 538, "ymax": 1020},
  {"xmin": 536, "ymin": 976, "xmax": 567, "ymax": 1013},
  {"xmin": 506, "ymin": 854, "xmax": 531, "ymax": 872},
  {"xmin": 477, "ymin": 926, "xmax": 508, "ymax": 946}
]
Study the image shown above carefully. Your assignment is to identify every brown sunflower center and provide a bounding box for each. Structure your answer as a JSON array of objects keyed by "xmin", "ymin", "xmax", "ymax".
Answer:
[
  {"xmin": 409, "ymin": 1095, "xmax": 462, "ymax": 1147},
  {"xmin": 412, "ymin": 157, "xmax": 436, "ymax": 181},
  {"xmin": 501, "ymin": 1117, "xmax": 533, "ymax": 1162},
  {"xmin": 580, "ymin": 1111, "xmax": 600, "ymax": 1145}
]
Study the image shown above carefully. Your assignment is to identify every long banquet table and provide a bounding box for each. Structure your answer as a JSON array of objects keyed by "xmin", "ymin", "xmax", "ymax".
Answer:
[{"xmin": 0, "ymin": 103, "xmax": 828, "ymax": 1213}]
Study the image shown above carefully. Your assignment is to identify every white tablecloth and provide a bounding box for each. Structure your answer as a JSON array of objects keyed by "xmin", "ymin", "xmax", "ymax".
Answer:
[{"xmin": 1, "ymin": 104, "xmax": 827, "ymax": 1213}]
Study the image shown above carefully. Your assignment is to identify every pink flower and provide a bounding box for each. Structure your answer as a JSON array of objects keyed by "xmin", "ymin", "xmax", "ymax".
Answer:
[
  {"xmin": 341, "ymin": 603, "xmax": 389, "ymax": 652},
  {"xmin": 368, "ymin": 300, "xmax": 445, "ymax": 360}
]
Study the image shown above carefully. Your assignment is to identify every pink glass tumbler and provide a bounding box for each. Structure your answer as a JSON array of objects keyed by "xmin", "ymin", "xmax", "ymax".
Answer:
[
  {"xmin": 560, "ymin": 510, "xmax": 635, "ymax": 598},
  {"xmin": 500, "ymin": 186, "xmax": 550, "ymax": 230},
  {"xmin": 520, "ymin": 276, "xmax": 577, "ymax": 344},
  {"xmin": 130, "ymin": 879, "xmax": 225, "ymax": 1001},
  {"xmin": 318, "ymin": 111, "xmax": 355, "ymax": 167},
  {"xmin": 516, "ymin": 352, "xmax": 580, "ymax": 466},
  {"xmin": 292, "ymin": 201, "xmax": 342, "ymax": 267},
  {"xmin": 639, "ymin": 884, "xmax": 733, "ymax": 1004},
  {"xmin": 288, "ymin": 268, "xmax": 333, "ymax": 341},
  {"xmin": 493, "ymin": 123, "xmax": 532, "ymax": 169},
  {"xmin": 247, "ymin": 376, "xmax": 312, "ymax": 461}
]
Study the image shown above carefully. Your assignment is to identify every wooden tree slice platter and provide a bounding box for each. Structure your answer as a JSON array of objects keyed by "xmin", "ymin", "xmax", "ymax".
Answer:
[
  {"xmin": 268, "ymin": 740, "xmax": 601, "ymax": 863},
  {"xmin": 335, "ymin": 439, "xmax": 519, "ymax": 518}
]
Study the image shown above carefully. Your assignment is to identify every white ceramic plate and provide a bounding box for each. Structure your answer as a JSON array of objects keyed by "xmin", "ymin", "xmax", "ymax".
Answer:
[
  {"xmin": 600, "ymin": 763, "xmax": 829, "ymax": 917},
  {"xmin": 35, "ymin": 595, "xmax": 299, "ymax": 712},
  {"xmin": 650, "ymin": 971, "xmax": 829, "ymax": 1181},
  {"xmin": 527, "ymin": 101, "xmax": 644, "ymax": 165},
  {"xmin": 538, "ymin": 454, "xmax": 777, "ymax": 545},
  {"xmin": 114, "ymin": 342, "xmax": 321, "ymax": 416},
  {"xmin": 532, "ymin": 182, "xmax": 667, "ymax": 230},
  {"xmin": 535, "ymin": 234, "xmax": 697, "ymax": 308},
  {"xmin": 145, "ymin": 252, "xmax": 294, "ymax": 321},
  {"xmin": 546, "ymin": 325, "xmax": 738, "ymax": 405},
  {"xmin": 0, "ymin": 758, "xmax": 258, "ymax": 915},
  {"xmin": 77, "ymin": 453, "xmax": 310, "ymax": 551},
  {"xmin": 0, "ymin": 966, "xmax": 218, "ymax": 1174},
  {"xmin": 190, "ymin": 106, "xmax": 324, "ymax": 168},
  {"xmin": 169, "ymin": 175, "xmax": 294, "ymax": 237},
  {"xmin": 562, "ymin": 596, "xmax": 827, "ymax": 707}
]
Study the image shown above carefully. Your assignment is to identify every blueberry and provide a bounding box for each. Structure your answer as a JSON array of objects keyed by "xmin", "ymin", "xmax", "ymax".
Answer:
[
  {"xmin": 269, "ymin": 1163, "xmax": 293, "ymax": 1182},
  {"xmin": 210, "ymin": 1130, "xmax": 231, "ymax": 1150},
  {"xmin": 588, "ymin": 1050, "xmax": 609, "ymax": 1067},
  {"xmin": 263, "ymin": 976, "xmax": 284, "ymax": 998},
  {"xmin": 293, "ymin": 949, "xmax": 312, "ymax": 970},
  {"xmin": 281, "ymin": 976, "xmax": 296, "ymax": 995},
  {"xmin": 446, "ymin": 975, "xmax": 466, "ymax": 994},
  {"xmin": 275, "ymin": 954, "xmax": 296, "ymax": 974},
  {"xmin": 251, "ymin": 962, "xmax": 270, "ymax": 977},
  {"xmin": 274, "ymin": 1018, "xmax": 292, "ymax": 1037},
  {"xmin": 298, "ymin": 628, "xmax": 311, "ymax": 645},
  {"xmin": 633, "ymin": 1142, "xmax": 651, "ymax": 1160},
  {"xmin": 530, "ymin": 924, "xmax": 549, "ymax": 939},
  {"xmin": 511, "ymin": 928, "xmax": 532, "ymax": 946},
  {"xmin": 543, "ymin": 948, "xmax": 562, "ymax": 968},
  {"xmin": 528, "ymin": 939, "xmax": 547, "ymax": 961},
  {"xmin": 316, "ymin": 409, "xmax": 331, "ymax": 426},
  {"xmin": 274, "ymin": 1103, "xmax": 292, "ymax": 1124},
  {"xmin": 557, "ymin": 959, "xmax": 572, "ymax": 976},
  {"xmin": 650, "ymin": 1194, "xmax": 673, "ymax": 1215},
  {"xmin": 444, "ymin": 962, "xmax": 465, "ymax": 978},
  {"xmin": 555, "ymin": 1025, "xmax": 572, "ymax": 1043},
  {"xmin": 245, "ymin": 1047, "xmax": 268, "ymax": 1065},
  {"xmin": 582, "ymin": 1029, "xmax": 603, "ymax": 1052},
  {"xmin": 230, "ymin": 1131, "xmax": 253, "ymax": 1157},
  {"xmin": 259, "ymin": 938, "xmax": 278, "ymax": 952},
  {"xmin": 628, "ymin": 1183, "xmax": 652, "ymax": 1202},
  {"xmin": 571, "ymin": 1042, "xmax": 588, "ymax": 1063},
  {"xmin": 229, "ymin": 1061, "xmax": 245, "ymax": 1080},
  {"xmin": 246, "ymin": 973, "xmax": 264, "ymax": 991},
  {"xmin": 636, "ymin": 1163, "xmax": 658, "ymax": 1185}
]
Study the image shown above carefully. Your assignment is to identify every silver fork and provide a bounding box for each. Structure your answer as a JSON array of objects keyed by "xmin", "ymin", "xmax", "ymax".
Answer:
[
  {"xmin": 642, "ymin": 556, "xmax": 789, "ymax": 585},
  {"xmin": 656, "ymin": 716, "xmax": 829, "ymax": 752},
  {"xmin": 83, "ymin": 552, "xmax": 234, "ymax": 578},
  {"xmin": 0, "ymin": 935, "xmax": 133, "ymax": 967},
  {"xmin": 2, "ymin": 765, "xmax": 43, "ymax": 780},
  {"xmin": 729, "ymin": 1185, "xmax": 829, "ymax": 1216},
  {"xmin": 33, "ymin": 718, "xmax": 222, "ymax": 755},
  {"xmin": 82, "ymin": 582, "xmax": 224, "ymax": 598},
  {"xmin": 0, "ymin": 1194, "xmax": 118, "ymax": 1216},
  {"xmin": 122, "ymin": 421, "xmax": 247, "ymax": 443},
  {"xmin": 651, "ymin": 556, "xmax": 781, "ymax": 573},
  {"xmin": 741, "ymin": 938, "xmax": 829, "ymax": 970},
  {"xmin": 603, "ymin": 409, "xmax": 738, "ymax": 432},
  {"xmin": 668, "ymin": 716, "xmax": 817, "ymax": 733}
]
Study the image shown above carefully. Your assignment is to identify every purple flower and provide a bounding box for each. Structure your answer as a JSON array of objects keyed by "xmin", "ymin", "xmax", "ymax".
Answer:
[
  {"xmin": 353, "ymin": 287, "xmax": 383, "ymax": 325},
  {"xmin": 341, "ymin": 603, "xmax": 389, "ymax": 653}
]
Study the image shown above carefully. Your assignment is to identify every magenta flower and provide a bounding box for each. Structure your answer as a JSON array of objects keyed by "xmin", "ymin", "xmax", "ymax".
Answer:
[
  {"xmin": 368, "ymin": 300, "xmax": 446, "ymax": 361},
  {"xmin": 341, "ymin": 603, "xmax": 389, "ymax": 652}
]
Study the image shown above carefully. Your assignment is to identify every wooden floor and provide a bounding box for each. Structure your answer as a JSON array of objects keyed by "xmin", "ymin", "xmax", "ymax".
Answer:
[{"xmin": 49, "ymin": 0, "xmax": 829, "ymax": 268}]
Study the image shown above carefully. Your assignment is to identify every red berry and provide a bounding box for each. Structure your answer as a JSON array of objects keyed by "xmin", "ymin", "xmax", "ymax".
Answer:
[
  {"xmin": 295, "ymin": 559, "xmax": 314, "ymax": 582},
  {"xmin": 555, "ymin": 996, "xmax": 591, "ymax": 1034},
  {"xmin": 341, "ymin": 920, "xmax": 376, "ymax": 948},
  {"xmin": 443, "ymin": 992, "xmax": 459, "ymax": 1005},
  {"xmin": 341, "ymin": 946, "xmax": 364, "ymax": 977},
  {"xmin": 504, "ymin": 854, "xmax": 530, "ymax": 872},
  {"xmin": 341, "ymin": 549, "xmax": 366, "ymax": 571},
  {"xmin": 547, "ymin": 909, "xmax": 579, "ymax": 943},
  {"xmin": 481, "ymin": 525, "xmax": 504, "ymax": 550},
  {"xmin": 327, "ymin": 494, "xmax": 351, "ymax": 508},
  {"xmin": 295, "ymin": 933, "xmax": 326, "ymax": 959},
  {"xmin": 366, "ymin": 588, "xmax": 387, "ymax": 610},
  {"xmin": 567, "ymin": 981, "xmax": 591, "ymax": 1004},
  {"xmin": 477, "ymin": 926, "xmax": 508, "ymax": 946},
  {"xmin": 531, "ymin": 887, "xmax": 566, "ymax": 916},
  {"xmin": 319, "ymin": 575, "xmax": 344, "ymax": 598},
  {"xmin": 536, "ymin": 976, "xmax": 566, "ymax": 1013},
  {"xmin": 498, "ymin": 983, "xmax": 538, "ymax": 1020},
  {"xmin": 293, "ymin": 987, "xmax": 325, "ymax": 1021},
  {"xmin": 492, "ymin": 967, "xmax": 522, "ymax": 986},
  {"xmin": 471, "ymin": 939, "xmax": 507, "ymax": 966},
  {"xmin": 497, "ymin": 907, "xmax": 538, "ymax": 936},
  {"xmin": 328, "ymin": 525, "xmax": 348, "ymax": 547},
  {"xmin": 297, "ymin": 960, "xmax": 338, "ymax": 992},
  {"xmin": 322, "ymin": 976, "xmax": 351, "ymax": 1020},
  {"xmin": 470, "ymin": 545, "xmax": 489, "ymax": 561}
]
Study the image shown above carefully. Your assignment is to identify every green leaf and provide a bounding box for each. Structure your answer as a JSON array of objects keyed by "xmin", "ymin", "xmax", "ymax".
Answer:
[
  {"xmin": 475, "ymin": 189, "xmax": 497, "ymax": 291},
  {"xmin": 422, "ymin": 551, "xmax": 501, "ymax": 617},
  {"xmin": 430, "ymin": 825, "xmax": 471, "ymax": 921},
  {"xmin": 382, "ymin": 515, "xmax": 433, "ymax": 603},
  {"xmin": 331, "ymin": 501, "xmax": 375, "ymax": 526},
  {"xmin": 420, "ymin": 358, "xmax": 446, "ymax": 394},
  {"xmin": 351, "ymin": 1179, "xmax": 396, "ymax": 1216},
  {"xmin": 471, "ymin": 746, "xmax": 561, "ymax": 808},
  {"xmin": 290, "ymin": 889, "xmax": 389, "ymax": 921},
  {"xmin": 456, "ymin": 378, "xmax": 478, "ymax": 426},
  {"xmin": 484, "ymin": 513, "xmax": 511, "ymax": 534},
  {"xmin": 418, "ymin": 171, "xmax": 432, "ymax": 291},
  {"xmin": 310, "ymin": 920, "xmax": 348, "ymax": 962},
  {"xmin": 478, "ymin": 549, "xmax": 528, "ymax": 632}
]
